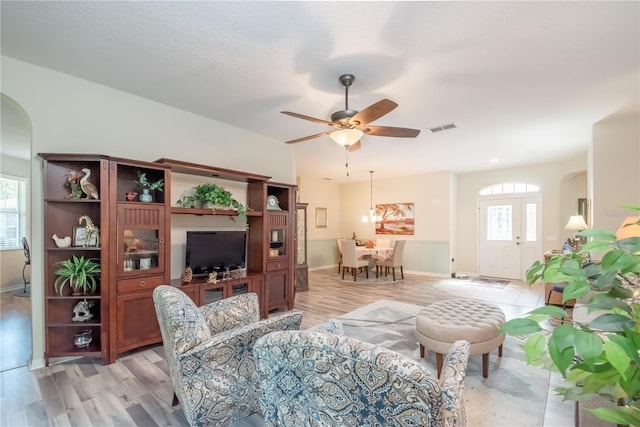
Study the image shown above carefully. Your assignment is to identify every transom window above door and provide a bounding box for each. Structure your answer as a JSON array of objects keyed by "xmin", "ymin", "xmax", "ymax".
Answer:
[{"xmin": 479, "ymin": 183, "xmax": 539, "ymax": 196}]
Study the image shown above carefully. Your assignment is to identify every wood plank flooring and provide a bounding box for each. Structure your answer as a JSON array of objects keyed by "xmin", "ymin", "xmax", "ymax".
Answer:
[
  {"xmin": 0, "ymin": 268, "xmax": 574, "ymax": 426},
  {"xmin": 0, "ymin": 291, "xmax": 31, "ymax": 372}
]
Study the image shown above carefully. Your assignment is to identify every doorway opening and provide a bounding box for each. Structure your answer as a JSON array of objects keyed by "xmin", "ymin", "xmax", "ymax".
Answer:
[
  {"xmin": 477, "ymin": 183, "xmax": 541, "ymax": 281},
  {"xmin": 1, "ymin": 94, "xmax": 33, "ymax": 372}
]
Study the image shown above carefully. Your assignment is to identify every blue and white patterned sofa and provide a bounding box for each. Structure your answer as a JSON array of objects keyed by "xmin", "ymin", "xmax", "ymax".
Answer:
[
  {"xmin": 253, "ymin": 325, "xmax": 470, "ymax": 427},
  {"xmin": 152, "ymin": 285, "xmax": 303, "ymax": 427}
]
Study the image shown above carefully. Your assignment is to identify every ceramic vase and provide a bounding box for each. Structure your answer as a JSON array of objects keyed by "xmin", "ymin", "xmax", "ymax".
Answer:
[{"xmin": 139, "ymin": 188, "xmax": 152, "ymax": 202}]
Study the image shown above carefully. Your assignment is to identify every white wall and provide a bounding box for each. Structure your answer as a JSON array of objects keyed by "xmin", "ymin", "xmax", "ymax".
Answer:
[
  {"xmin": 302, "ymin": 171, "xmax": 454, "ymax": 275},
  {"xmin": 592, "ymin": 112, "xmax": 640, "ymax": 231},
  {"xmin": 1, "ymin": 56, "xmax": 296, "ymax": 368},
  {"xmin": 340, "ymin": 171, "xmax": 453, "ymax": 242}
]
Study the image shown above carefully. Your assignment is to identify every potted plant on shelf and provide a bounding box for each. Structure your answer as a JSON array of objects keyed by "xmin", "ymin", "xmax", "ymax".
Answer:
[
  {"xmin": 177, "ymin": 182, "xmax": 248, "ymax": 221},
  {"xmin": 501, "ymin": 205, "xmax": 640, "ymax": 426},
  {"xmin": 134, "ymin": 171, "xmax": 164, "ymax": 202},
  {"xmin": 54, "ymin": 255, "xmax": 101, "ymax": 296}
]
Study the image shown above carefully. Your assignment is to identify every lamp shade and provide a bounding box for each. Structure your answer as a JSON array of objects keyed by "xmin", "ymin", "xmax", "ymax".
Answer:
[
  {"xmin": 330, "ymin": 128, "xmax": 363, "ymax": 147},
  {"xmin": 616, "ymin": 215, "xmax": 640, "ymax": 240},
  {"xmin": 565, "ymin": 215, "xmax": 588, "ymax": 230}
]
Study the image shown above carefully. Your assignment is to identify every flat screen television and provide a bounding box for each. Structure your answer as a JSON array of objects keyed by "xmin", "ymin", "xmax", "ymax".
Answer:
[{"xmin": 185, "ymin": 231, "xmax": 247, "ymax": 277}]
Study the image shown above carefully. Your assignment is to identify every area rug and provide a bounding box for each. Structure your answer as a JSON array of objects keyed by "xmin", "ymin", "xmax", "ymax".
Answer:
[
  {"xmin": 333, "ymin": 271, "xmax": 401, "ymax": 285},
  {"xmin": 458, "ymin": 276, "xmax": 510, "ymax": 288},
  {"xmin": 337, "ymin": 299, "xmax": 550, "ymax": 427},
  {"xmin": 445, "ymin": 277, "xmax": 509, "ymax": 289}
]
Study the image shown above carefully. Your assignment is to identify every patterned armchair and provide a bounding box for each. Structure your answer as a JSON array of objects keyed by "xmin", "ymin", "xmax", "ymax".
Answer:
[
  {"xmin": 253, "ymin": 324, "xmax": 470, "ymax": 427},
  {"xmin": 152, "ymin": 286, "xmax": 303, "ymax": 426}
]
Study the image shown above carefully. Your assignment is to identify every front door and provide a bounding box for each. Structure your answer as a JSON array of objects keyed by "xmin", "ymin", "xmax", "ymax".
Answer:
[{"xmin": 478, "ymin": 197, "xmax": 541, "ymax": 280}]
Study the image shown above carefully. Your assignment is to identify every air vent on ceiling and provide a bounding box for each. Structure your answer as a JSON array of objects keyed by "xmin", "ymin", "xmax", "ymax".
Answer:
[{"xmin": 430, "ymin": 123, "xmax": 457, "ymax": 133}]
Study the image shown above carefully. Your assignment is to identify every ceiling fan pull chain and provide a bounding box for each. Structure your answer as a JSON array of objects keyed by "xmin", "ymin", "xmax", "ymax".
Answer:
[{"xmin": 345, "ymin": 149, "xmax": 349, "ymax": 177}]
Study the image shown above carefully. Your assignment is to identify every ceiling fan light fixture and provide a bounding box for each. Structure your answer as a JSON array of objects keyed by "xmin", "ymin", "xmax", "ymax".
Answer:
[{"xmin": 329, "ymin": 128, "xmax": 363, "ymax": 147}]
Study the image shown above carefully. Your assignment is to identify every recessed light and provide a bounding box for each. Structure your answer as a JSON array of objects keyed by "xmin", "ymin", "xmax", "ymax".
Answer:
[{"xmin": 490, "ymin": 158, "xmax": 500, "ymax": 163}]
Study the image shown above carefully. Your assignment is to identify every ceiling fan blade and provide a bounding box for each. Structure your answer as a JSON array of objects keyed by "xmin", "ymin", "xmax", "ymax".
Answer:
[
  {"xmin": 285, "ymin": 130, "xmax": 335, "ymax": 144},
  {"xmin": 351, "ymin": 99, "xmax": 398, "ymax": 126},
  {"xmin": 347, "ymin": 141, "xmax": 361, "ymax": 152},
  {"xmin": 281, "ymin": 111, "xmax": 335, "ymax": 127},
  {"xmin": 364, "ymin": 126, "xmax": 421, "ymax": 138}
]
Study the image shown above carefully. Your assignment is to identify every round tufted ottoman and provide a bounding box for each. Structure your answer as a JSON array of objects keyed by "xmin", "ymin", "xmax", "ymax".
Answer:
[{"xmin": 415, "ymin": 299, "xmax": 505, "ymax": 378}]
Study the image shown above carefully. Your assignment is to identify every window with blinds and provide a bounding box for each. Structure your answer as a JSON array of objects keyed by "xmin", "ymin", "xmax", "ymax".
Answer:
[{"xmin": 0, "ymin": 175, "xmax": 27, "ymax": 250}]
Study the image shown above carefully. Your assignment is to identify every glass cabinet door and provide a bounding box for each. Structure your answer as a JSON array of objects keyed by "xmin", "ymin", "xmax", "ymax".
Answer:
[
  {"xmin": 117, "ymin": 204, "xmax": 165, "ymax": 276},
  {"xmin": 269, "ymin": 227, "xmax": 286, "ymax": 258},
  {"xmin": 122, "ymin": 228, "xmax": 160, "ymax": 272},
  {"xmin": 296, "ymin": 204, "xmax": 308, "ymax": 266}
]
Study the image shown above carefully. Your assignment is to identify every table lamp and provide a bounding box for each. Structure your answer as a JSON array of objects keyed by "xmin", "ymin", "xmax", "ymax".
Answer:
[
  {"xmin": 565, "ymin": 214, "xmax": 588, "ymax": 251},
  {"xmin": 616, "ymin": 215, "xmax": 640, "ymax": 241}
]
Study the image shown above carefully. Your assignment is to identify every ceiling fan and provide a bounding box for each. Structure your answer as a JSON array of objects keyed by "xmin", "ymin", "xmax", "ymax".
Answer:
[{"xmin": 281, "ymin": 74, "xmax": 421, "ymax": 152}]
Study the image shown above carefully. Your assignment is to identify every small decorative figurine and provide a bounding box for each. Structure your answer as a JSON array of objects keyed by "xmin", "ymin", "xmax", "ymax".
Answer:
[
  {"xmin": 125, "ymin": 191, "xmax": 137, "ymax": 201},
  {"xmin": 181, "ymin": 267, "xmax": 193, "ymax": 283},
  {"xmin": 52, "ymin": 234, "xmax": 71, "ymax": 248},
  {"xmin": 64, "ymin": 170, "xmax": 84, "ymax": 199},
  {"xmin": 74, "ymin": 330, "xmax": 93, "ymax": 349},
  {"xmin": 72, "ymin": 300, "xmax": 94, "ymax": 322},
  {"xmin": 78, "ymin": 215, "xmax": 100, "ymax": 248},
  {"xmin": 80, "ymin": 168, "xmax": 99, "ymax": 200},
  {"xmin": 206, "ymin": 272, "xmax": 218, "ymax": 284}
]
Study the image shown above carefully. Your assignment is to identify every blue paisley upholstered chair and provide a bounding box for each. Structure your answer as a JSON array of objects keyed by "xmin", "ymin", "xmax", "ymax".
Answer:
[
  {"xmin": 253, "ymin": 324, "xmax": 470, "ymax": 427},
  {"xmin": 152, "ymin": 285, "xmax": 303, "ymax": 427}
]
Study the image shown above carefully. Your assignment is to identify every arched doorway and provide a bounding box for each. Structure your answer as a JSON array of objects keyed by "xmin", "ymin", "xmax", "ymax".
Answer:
[{"xmin": 0, "ymin": 93, "xmax": 33, "ymax": 371}]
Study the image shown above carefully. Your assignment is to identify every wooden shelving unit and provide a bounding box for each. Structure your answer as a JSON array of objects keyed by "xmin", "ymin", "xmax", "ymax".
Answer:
[
  {"xmin": 40, "ymin": 154, "xmax": 296, "ymax": 365},
  {"xmin": 40, "ymin": 154, "xmax": 111, "ymax": 365}
]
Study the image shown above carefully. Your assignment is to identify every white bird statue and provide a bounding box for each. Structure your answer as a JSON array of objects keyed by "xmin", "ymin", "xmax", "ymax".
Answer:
[
  {"xmin": 52, "ymin": 234, "xmax": 71, "ymax": 248},
  {"xmin": 80, "ymin": 168, "xmax": 99, "ymax": 200}
]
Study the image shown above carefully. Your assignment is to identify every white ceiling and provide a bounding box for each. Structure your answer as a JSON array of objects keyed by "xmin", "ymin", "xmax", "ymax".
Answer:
[{"xmin": 1, "ymin": 1, "xmax": 638, "ymax": 183}]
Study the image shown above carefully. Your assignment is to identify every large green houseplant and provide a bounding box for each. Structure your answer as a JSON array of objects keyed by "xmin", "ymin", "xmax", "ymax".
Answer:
[
  {"xmin": 501, "ymin": 206, "xmax": 640, "ymax": 426},
  {"xmin": 177, "ymin": 182, "xmax": 247, "ymax": 221},
  {"xmin": 54, "ymin": 255, "xmax": 101, "ymax": 296}
]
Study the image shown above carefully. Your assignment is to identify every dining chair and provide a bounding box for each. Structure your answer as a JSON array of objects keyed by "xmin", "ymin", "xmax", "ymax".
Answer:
[
  {"xmin": 336, "ymin": 238, "xmax": 345, "ymax": 273},
  {"xmin": 375, "ymin": 238, "xmax": 390, "ymax": 248},
  {"xmin": 376, "ymin": 239, "xmax": 406, "ymax": 280},
  {"xmin": 341, "ymin": 239, "xmax": 369, "ymax": 281}
]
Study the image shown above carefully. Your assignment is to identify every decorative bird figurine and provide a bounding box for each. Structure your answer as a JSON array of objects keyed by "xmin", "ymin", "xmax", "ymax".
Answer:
[
  {"xmin": 80, "ymin": 168, "xmax": 99, "ymax": 200},
  {"xmin": 52, "ymin": 234, "xmax": 71, "ymax": 248}
]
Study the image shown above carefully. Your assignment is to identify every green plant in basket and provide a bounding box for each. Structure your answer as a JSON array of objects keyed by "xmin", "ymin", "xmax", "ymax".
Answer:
[
  {"xmin": 177, "ymin": 182, "xmax": 247, "ymax": 221},
  {"xmin": 54, "ymin": 255, "xmax": 101, "ymax": 296},
  {"xmin": 501, "ymin": 205, "xmax": 640, "ymax": 426}
]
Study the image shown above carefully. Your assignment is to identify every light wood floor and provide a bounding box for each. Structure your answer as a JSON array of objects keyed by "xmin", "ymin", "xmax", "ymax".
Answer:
[
  {"xmin": 0, "ymin": 290, "xmax": 31, "ymax": 372},
  {"xmin": 0, "ymin": 268, "xmax": 573, "ymax": 426}
]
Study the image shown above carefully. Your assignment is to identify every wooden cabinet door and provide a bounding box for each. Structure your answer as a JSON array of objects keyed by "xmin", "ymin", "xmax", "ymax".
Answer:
[
  {"xmin": 116, "ymin": 291, "xmax": 162, "ymax": 354},
  {"xmin": 265, "ymin": 270, "xmax": 288, "ymax": 311}
]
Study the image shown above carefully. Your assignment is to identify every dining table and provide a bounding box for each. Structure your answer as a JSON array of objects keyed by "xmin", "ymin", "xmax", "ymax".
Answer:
[{"xmin": 356, "ymin": 246, "xmax": 394, "ymax": 262}]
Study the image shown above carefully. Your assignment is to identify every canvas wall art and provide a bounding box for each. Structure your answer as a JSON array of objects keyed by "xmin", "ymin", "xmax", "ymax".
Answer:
[{"xmin": 375, "ymin": 202, "xmax": 414, "ymax": 235}]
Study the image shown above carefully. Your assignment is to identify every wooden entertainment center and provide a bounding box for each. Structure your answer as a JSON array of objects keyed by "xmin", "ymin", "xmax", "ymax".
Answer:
[{"xmin": 40, "ymin": 154, "xmax": 296, "ymax": 365}]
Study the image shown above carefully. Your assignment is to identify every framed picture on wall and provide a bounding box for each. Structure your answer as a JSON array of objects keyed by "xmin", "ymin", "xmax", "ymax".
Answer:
[{"xmin": 315, "ymin": 207, "xmax": 327, "ymax": 228}]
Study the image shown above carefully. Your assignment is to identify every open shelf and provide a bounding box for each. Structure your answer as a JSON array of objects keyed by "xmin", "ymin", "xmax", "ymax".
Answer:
[{"xmin": 171, "ymin": 207, "xmax": 262, "ymax": 216}]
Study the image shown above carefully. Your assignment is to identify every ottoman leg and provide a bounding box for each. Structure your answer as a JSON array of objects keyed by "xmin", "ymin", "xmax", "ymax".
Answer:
[
  {"xmin": 482, "ymin": 353, "xmax": 489, "ymax": 378},
  {"xmin": 420, "ymin": 343, "xmax": 425, "ymax": 358},
  {"xmin": 498, "ymin": 343, "xmax": 503, "ymax": 357},
  {"xmin": 436, "ymin": 353, "xmax": 443, "ymax": 378}
]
